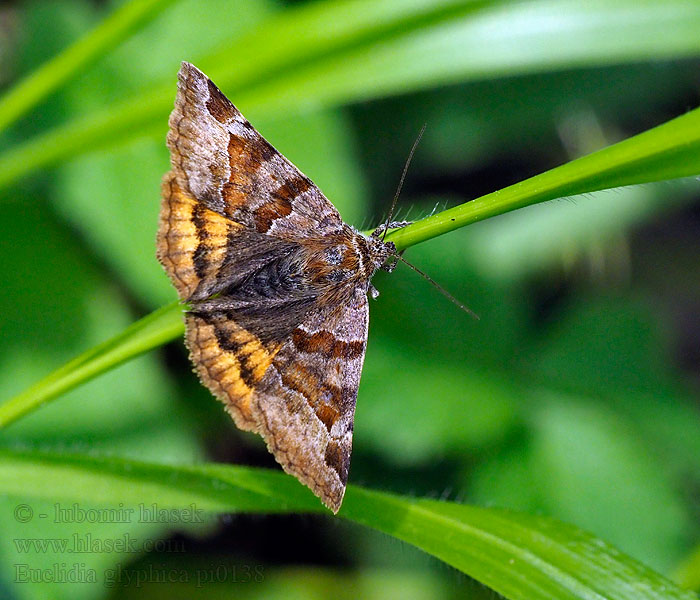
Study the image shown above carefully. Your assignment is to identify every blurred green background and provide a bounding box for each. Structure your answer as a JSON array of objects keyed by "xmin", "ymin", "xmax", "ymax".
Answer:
[{"xmin": 1, "ymin": 0, "xmax": 700, "ymax": 598}]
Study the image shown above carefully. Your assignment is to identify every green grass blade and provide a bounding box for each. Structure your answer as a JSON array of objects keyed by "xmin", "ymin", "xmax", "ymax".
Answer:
[
  {"xmin": 674, "ymin": 546, "xmax": 700, "ymax": 592},
  {"xmin": 227, "ymin": 0, "xmax": 700, "ymax": 116},
  {"xmin": 0, "ymin": 0, "xmax": 467, "ymax": 189},
  {"xmin": 2, "ymin": 103, "xmax": 699, "ymax": 429},
  {"xmin": 2, "ymin": 0, "xmax": 700, "ymax": 188},
  {"xmin": 0, "ymin": 0, "xmax": 177, "ymax": 135},
  {"xmin": 0, "ymin": 448, "xmax": 694, "ymax": 600},
  {"xmin": 386, "ymin": 104, "xmax": 700, "ymax": 251},
  {"xmin": 0, "ymin": 86, "xmax": 171, "ymax": 190},
  {"xmin": 0, "ymin": 301, "xmax": 183, "ymax": 429}
]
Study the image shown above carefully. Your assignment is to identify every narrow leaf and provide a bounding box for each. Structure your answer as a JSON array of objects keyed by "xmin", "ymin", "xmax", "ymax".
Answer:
[
  {"xmin": 0, "ymin": 301, "xmax": 183, "ymax": 429},
  {"xmin": 2, "ymin": 105, "xmax": 700, "ymax": 428},
  {"xmin": 0, "ymin": 0, "xmax": 177, "ymax": 135},
  {"xmin": 386, "ymin": 105, "xmax": 700, "ymax": 250},
  {"xmin": 2, "ymin": 0, "xmax": 700, "ymax": 188},
  {"xmin": 0, "ymin": 449, "xmax": 694, "ymax": 600}
]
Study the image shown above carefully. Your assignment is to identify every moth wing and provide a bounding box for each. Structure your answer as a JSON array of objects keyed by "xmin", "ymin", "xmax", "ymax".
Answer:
[
  {"xmin": 185, "ymin": 289, "xmax": 368, "ymax": 513},
  {"xmin": 157, "ymin": 172, "xmax": 237, "ymax": 300},
  {"xmin": 166, "ymin": 61, "xmax": 343, "ymax": 241},
  {"xmin": 158, "ymin": 62, "xmax": 370, "ymax": 513},
  {"xmin": 255, "ymin": 290, "xmax": 368, "ymax": 512}
]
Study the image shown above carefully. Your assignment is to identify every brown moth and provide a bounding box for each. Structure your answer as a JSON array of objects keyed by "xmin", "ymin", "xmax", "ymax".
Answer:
[{"xmin": 157, "ymin": 62, "xmax": 399, "ymax": 512}]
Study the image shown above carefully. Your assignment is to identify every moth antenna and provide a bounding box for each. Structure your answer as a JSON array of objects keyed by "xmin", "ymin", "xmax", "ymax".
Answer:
[
  {"xmin": 381, "ymin": 123, "xmax": 427, "ymax": 242},
  {"xmin": 394, "ymin": 254, "xmax": 480, "ymax": 320}
]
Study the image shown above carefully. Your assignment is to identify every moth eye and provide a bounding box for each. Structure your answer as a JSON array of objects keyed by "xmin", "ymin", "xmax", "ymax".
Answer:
[{"xmin": 325, "ymin": 246, "xmax": 344, "ymax": 265}]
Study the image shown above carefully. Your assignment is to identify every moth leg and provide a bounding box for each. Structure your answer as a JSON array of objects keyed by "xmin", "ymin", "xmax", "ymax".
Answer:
[
  {"xmin": 380, "ymin": 246, "xmax": 407, "ymax": 273},
  {"xmin": 371, "ymin": 220, "xmax": 413, "ymax": 238},
  {"xmin": 368, "ymin": 284, "xmax": 380, "ymax": 299}
]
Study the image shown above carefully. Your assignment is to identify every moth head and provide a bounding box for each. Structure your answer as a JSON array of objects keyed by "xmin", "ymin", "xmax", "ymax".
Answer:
[{"xmin": 365, "ymin": 235, "xmax": 397, "ymax": 273}]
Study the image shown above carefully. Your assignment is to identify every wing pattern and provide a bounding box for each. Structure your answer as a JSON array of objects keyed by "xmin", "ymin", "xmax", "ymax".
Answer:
[{"xmin": 157, "ymin": 62, "xmax": 386, "ymax": 511}]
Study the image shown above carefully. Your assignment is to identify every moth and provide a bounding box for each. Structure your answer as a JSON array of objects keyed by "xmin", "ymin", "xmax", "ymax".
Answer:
[{"xmin": 157, "ymin": 62, "xmax": 402, "ymax": 512}]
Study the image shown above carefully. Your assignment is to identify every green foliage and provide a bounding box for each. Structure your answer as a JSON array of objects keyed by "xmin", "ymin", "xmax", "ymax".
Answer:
[
  {"xmin": 1, "ymin": 0, "xmax": 699, "ymax": 599},
  {"xmin": 1, "ymin": 449, "xmax": 695, "ymax": 600}
]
